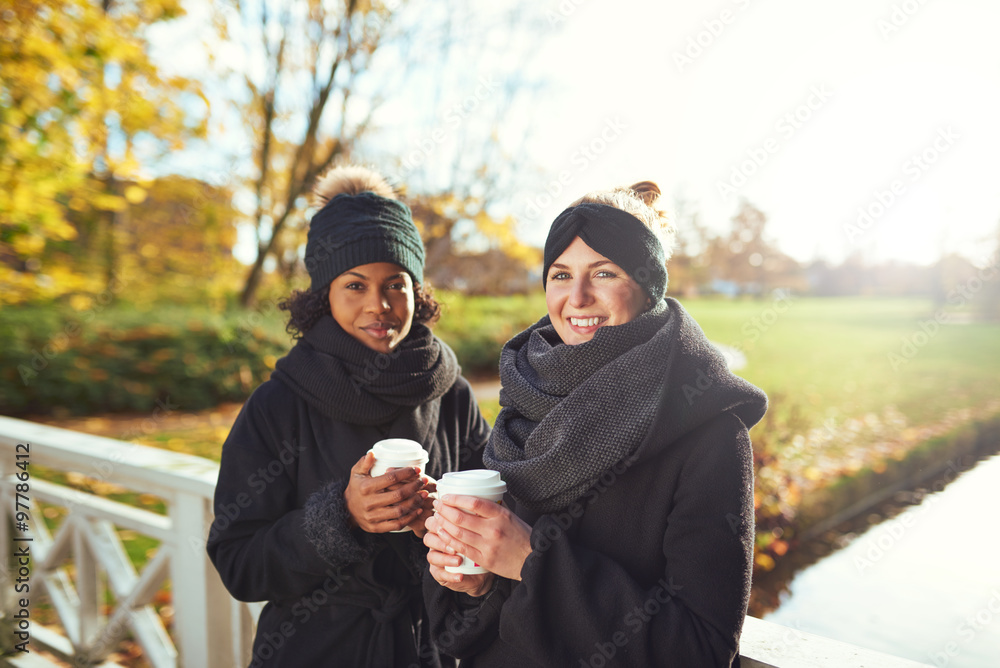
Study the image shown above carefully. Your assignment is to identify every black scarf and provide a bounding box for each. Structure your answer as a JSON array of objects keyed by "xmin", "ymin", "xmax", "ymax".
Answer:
[
  {"xmin": 484, "ymin": 301, "xmax": 673, "ymax": 514},
  {"xmin": 273, "ymin": 316, "xmax": 459, "ymax": 443}
]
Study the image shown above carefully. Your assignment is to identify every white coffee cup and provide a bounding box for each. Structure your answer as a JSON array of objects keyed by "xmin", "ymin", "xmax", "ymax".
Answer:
[
  {"xmin": 434, "ymin": 469, "xmax": 507, "ymax": 574},
  {"xmin": 368, "ymin": 438, "xmax": 431, "ymax": 533},
  {"xmin": 368, "ymin": 438, "xmax": 430, "ymax": 477}
]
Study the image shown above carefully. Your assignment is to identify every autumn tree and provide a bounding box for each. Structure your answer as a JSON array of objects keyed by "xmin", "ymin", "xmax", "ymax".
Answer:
[
  {"xmin": 977, "ymin": 220, "xmax": 1000, "ymax": 321},
  {"xmin": 666, "ymin": 195, "xmax": 714, "ymax": 297},
  {"xmin": 91, "ymin": 175, "xmax": 241, "ymax": 305},
  {"xmin": 708, "ymin": 199, "xmax": 803, "ymax": 295},
  {"xmin": 212, "ymin": 0, "xmax": 545, "ymax": 305},
  {"xmin": 409, "ymin": 193, "xmax": 541, "ymax": 294},
  {"xmin": 389, "ymin": 4, "xmax": 544, "ymax": 295},
  {"xmin": 0, "ymin": 0, "xmax": 206, "ymax": 304},
  {"xmin": 213, "ymin": 0, "xmax": 401, "ymax": 306}
]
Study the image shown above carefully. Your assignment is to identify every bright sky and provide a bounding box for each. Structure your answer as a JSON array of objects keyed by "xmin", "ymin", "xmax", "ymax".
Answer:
[
  {"xmin": 153, "ymin": 0, "xmax": 1000, "ymax": 268},
  {"xmin": 514, "ymin": 0, "xmax": 1000, "ymax": 266}
]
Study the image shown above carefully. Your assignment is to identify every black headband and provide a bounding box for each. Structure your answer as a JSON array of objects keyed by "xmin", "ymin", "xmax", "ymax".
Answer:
[{"xmin": 543, "ymin": 202, "xmax": 667, "ymax": 303}]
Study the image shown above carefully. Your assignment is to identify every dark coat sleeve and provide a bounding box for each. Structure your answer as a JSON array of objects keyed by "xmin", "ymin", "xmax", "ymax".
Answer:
[
  {"xmin": 206, "ymin": 382, "xmax": 374, "ymax": 603},
  {"xmin": 423, "ymin": 575, "xmax": 514, "ymax": 660}
]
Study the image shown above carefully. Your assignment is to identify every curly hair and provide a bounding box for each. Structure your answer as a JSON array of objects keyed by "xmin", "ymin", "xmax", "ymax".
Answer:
[{"xmin": 279, "ymin": 281, "xmax": 442, "ymax": 339}]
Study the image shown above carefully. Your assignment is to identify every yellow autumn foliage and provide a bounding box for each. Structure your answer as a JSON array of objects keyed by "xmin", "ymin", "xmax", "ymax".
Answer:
[{"xmin": 0, "ymin": 0, "xmax": 208, "ymax": 305}]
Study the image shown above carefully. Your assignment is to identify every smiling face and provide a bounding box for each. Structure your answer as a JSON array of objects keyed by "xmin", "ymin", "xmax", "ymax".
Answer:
[
  {"xmin": 545, "ymin": 236, "xmax": 649, "ymax": 345},
  {"xmin": 328, "ymin": 262, "xmax": 415, "ymax": 353}
]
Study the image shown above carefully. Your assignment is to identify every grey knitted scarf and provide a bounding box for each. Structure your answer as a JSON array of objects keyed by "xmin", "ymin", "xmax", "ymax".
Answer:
[{"xmin": 484, "ymin": 301, "xmax": 673, "ymax": 514}]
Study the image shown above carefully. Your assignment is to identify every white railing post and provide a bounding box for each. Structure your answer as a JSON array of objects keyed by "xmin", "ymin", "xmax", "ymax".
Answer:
[
  {"xmin": 0, "ymin": 450, "xmax": 12, "ymax": 617},
  {"xmin": 170, "ymin": 490, "xmax": 234, "ymax": 668},
  {"xmin": 74, "ymin": 521, "xmax": 101, "ymax": 647}
]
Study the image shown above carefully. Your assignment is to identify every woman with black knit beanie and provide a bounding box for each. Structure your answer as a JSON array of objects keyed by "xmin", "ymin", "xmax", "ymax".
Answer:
[
  {"xmin": 207, "ymin": 166, "xmax": 489, "ymax": 667},
  {"xmin": 422, "ymin": 182, "xmax": 768, "ymax": 667}
]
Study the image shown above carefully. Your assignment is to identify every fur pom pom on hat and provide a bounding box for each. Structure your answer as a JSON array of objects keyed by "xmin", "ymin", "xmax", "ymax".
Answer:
[
  {"xmin": 312, "ymin": 165, "xmax": 397, "ymax": 206},
  {"xmin": 305, "ymin": 166, "xmax": 425, "ymax": 290}
]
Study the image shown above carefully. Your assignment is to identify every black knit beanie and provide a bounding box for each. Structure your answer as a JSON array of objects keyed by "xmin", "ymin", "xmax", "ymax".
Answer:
[
  {"xmin": 304, "ymin": 191, "xmax": 425, "ymax": 290},
  {"xmin": 543, "ymin": 202, "xmax": 667, "ymax": 302}
]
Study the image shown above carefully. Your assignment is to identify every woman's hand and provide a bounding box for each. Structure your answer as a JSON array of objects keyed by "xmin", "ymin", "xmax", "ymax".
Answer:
[
  {"xmin": 405, "ymin": 479, "xmax": 437, "ymax": 538},
  {"xmin": 424, "ymin": 522, "xmax": 495, "ymax": 596},
  {"xmin": 344, "ymin": 452, "xmax": 429, "ymax": 533},
  {"xmin": 426, "ymin": 494, "xmax": 533, "ymax": 581}
]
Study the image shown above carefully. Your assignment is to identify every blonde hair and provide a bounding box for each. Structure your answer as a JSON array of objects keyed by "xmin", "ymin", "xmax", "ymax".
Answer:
[
  {"xmin": 570, "ymin": 181, "xmax": 674, "ymax": 261},
  {"xmin": 312, "ymin": 165, "xmax": 397, "ymax": 208}
]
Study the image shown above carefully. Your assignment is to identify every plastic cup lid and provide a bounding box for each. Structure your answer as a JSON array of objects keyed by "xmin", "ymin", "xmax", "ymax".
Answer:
[
  {"xmin": 438, "ymin": 469, "xmax": 507, "ymax": 495},
  {"xmin": 370, "ymin": 438, "xmax": 428, "ymax": 463}
]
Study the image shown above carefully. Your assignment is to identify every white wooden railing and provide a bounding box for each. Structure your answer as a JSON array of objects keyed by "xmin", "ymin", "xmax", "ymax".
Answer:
[
  {"xmin": 0, "ymin": 416, "xmax": 932, "ymax": 667},
  {"xmin": 0, "ymin": 416, "xmax": 261, "ymax": 667}
]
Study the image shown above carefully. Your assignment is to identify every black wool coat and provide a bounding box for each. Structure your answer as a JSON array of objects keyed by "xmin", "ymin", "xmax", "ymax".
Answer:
[
  {"xmin": 207, "ymin": 375, "xmax": 490, "ymax": 667},
  {"xmin": 424, "ymin": 303, "xmax": 767, "ymax": 667}
]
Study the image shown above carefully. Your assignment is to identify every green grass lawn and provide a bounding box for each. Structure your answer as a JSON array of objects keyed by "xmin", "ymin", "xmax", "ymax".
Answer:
[{"xmin": 682, "ymin": 295, "xmax": 1000, "ymax": 432}]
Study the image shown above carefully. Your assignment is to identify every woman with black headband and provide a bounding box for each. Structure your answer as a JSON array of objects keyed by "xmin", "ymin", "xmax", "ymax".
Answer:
[
  {"xmin": 207, "ymin": 166, "xmax": 489, "ymax": 667},
  {"xmin": 423, "ymin": 182, "xmax": 767, "ymax": 666}
]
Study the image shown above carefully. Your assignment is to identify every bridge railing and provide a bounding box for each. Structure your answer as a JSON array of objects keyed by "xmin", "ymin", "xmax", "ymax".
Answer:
[{"xmin": 0, "ymin": 416, "xmax": 262, "ymax": 668}]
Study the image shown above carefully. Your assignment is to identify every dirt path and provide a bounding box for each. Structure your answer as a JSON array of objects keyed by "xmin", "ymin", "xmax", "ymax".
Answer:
[
  {"xmin": 470, "ymin": 378, "xmax": 501, "ymax": 402},
  {"xmin": 30, "ymin": 382, "xmax": 501, "ymax": 442},
  {"xmin": 30, "ymin": 402, "xmax": 245, "ymax": 440}
]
